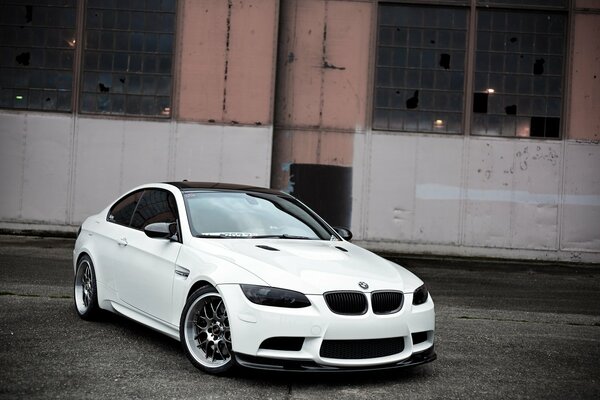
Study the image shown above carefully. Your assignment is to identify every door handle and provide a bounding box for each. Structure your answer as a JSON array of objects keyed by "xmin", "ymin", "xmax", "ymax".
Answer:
[
  {"xmin": 118, "ymin": 237, "xmax": 128, "ymax": 247},
  {"xmin": 175, "ymin": 265, "xmax": 190, "ymax": 278}
]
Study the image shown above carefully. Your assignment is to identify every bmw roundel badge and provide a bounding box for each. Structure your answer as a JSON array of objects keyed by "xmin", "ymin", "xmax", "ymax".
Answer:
[{"xmin": 358, "ymin": 281, "xmax": 369, "ymax": 290}]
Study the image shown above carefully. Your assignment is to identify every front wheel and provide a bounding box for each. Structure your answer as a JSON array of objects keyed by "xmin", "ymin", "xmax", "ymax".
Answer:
[
  {"xmin": 74, "ymin": 255, "xmax": 99, "ymax": 320},
  {"xmin": 180, "ymin": 287, "xmax": 234, "ymax": 374}
]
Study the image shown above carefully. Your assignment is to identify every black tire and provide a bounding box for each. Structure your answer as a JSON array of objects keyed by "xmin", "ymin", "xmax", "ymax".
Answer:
[
  {"xmin": 73, "ymin": 255, "xmax": 99, "ymax": 320},
  {"xmin": 180, "ymin": 286, "xmax": 235, "ymax": 374}
]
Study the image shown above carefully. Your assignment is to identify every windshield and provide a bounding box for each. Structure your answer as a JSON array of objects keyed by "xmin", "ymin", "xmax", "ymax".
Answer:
[{"xmin": 182, "ymin": 191, "xmax": 334, "ymax": 240}]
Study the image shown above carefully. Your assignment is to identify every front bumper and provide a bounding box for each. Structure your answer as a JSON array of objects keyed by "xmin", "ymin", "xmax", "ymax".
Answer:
[
  {"xmin": 218, "ymin": 284, "xmax": 436, "ymax": 370},
  {"xmin": 235, "ymin": 345, "xmax": 436, "ymax": 372}
]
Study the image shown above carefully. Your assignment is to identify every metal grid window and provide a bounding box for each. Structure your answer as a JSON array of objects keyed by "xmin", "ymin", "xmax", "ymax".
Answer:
[
  {"xmin": 374, "ymin": 5, "xmax": 469, "ymax": 133},
  {"xmin": 0, "ymin": 0, "xmax": 77, "ymax": 111},
  {"xmin": 473, "ymin": 10, "xmax": 566, "ymax": 137},
  {"xmin": 374, "ymin": 1, "xmax": 568, "ymax": 139},
  {"xmin": 81, "ymin": 0, "xmax": 176, "ymax": 117}
]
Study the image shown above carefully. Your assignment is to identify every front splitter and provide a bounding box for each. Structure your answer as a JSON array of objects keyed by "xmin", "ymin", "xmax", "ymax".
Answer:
[{"xmin": 235, "ymin": 346, "xmax": 436, "ymax": 372}]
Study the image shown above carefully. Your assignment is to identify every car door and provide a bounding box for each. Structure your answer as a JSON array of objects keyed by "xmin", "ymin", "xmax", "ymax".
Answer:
[{"xmin": 114, "ymin": 188, "xmax": 181, "ymax": 323}]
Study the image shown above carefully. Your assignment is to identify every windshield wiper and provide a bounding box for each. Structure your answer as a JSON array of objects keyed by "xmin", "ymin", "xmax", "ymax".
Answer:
[
  {"xmin": 195, "ymin": 233, "xmax": 241, "ymax": 239},
  {"xmin": 249, "ymin": 234, "xmax": 313, "ymax": 240}
]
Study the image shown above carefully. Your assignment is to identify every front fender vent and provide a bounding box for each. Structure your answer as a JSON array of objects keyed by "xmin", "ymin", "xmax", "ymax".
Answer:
[{"xmin": 256, "ymin": 245, "xmax": 279, "ymax": 251}]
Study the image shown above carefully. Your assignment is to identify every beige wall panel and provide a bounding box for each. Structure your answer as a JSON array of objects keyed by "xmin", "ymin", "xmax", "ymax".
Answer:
[
  {"xmin": 569, "ymin": 14, "xmax": 600, "ymax": 140},
  {"xmin": 220, "ymin": 126, "xmax": 273, "ymax": 186},
  {"xmin": 318, "ymin": 131, "xmax": 354, "ymax": 166},
  {"xmin": 463, "ymin": 139, "xmax": 560, "ymax": 250},
  {"xmin": 178, "ymin": 0, "xmax": 228, "ymax": 122},
  {"xmin": 291, "ymin": 130, "xmax": 320, "ymax": 164},
  {"xmin": 365, "ymin": 134, "xmax": 417, "ymax": 241},
  {"xmin": 0, "ymin": 113, "xmax": 25, "ymax": 220},
  {"xmin": 321, "ymin": 1, "xmax": 371, "ymax": 130},
  {"xmin": 576, "ymin": 0, "xmax": 600, "ymax": 9},
  {"xmin": 72, "ymin": 118, "xmax": 125, "ymax": 222},
  {"xmin": 561, "ymin": 143, "xmax": 600, "ymax": 251},
  {"xmin": 225, "ymin": 0, "xmax": 277, "ymax": 124},
  {"xmin": 174, "ymin": 123, "xmax": 272, "ymax": 187},
  {"xmin": 121, "ymin": 120, "xmax": 170, "ymax": 191},
  {"xmin": 20, "ymin": 114, "xmax": 71, "ymax": 223},
  {"xmin": 174, "ymin": 123, "xmax": 224, "ymax": 181},
  {"xmin": 276, "ymin": 0, "xmax": 325, "ymax": 127}
]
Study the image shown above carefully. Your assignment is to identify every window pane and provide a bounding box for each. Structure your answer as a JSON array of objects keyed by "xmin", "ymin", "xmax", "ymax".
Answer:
[
  {"xmin": 374, "ymin": 4, "xmax": 467, "ymax": 134},
  {"xmin": 0, "ymin": 2, "xmax": 76, "ymax": 112},
  {"xmin": 472, "ymin": 10, "xmax": 566, "ymax": 138},
  {"xmin": 108, "ymin": 191, "xmax": 143, "ymax": 226},
  {"xmin": 80, "ymin": 1, "xmax": 176, "ymax": 117},
  {"xmin": 130, "ymin": 190, "xmax": 177, "ymax": 230}
]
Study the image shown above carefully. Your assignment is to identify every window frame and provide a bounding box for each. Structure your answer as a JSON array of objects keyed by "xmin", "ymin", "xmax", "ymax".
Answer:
[
  {"xmin": 0, "ymin": 0, "xmax": 178, "ymax": 120},
  {"xmin": 371, "ymin": 0, "xmax": 570, "ymax": 140}
]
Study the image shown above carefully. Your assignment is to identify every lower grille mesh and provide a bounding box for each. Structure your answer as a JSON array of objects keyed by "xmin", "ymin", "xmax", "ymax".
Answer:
[{"xmin": 320, "ymin": 337, "xmax": 405, "ymax": 359}]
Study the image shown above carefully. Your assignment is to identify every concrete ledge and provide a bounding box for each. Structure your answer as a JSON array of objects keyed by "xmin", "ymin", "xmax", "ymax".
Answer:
[{"xmin": 0, "ymin": 222, "xmax": 78, "ymax": 239}]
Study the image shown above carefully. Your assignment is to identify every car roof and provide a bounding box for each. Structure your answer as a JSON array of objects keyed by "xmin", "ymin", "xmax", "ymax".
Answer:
[{"xmin": 164, "ymin": 181, "xmax": 288, "ymax": 196}]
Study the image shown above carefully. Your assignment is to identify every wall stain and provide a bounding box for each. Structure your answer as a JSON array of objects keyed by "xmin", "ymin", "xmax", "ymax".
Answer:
[{"xmin": 322, "ymin": 61, "xmax": 345, "ymax": 70}]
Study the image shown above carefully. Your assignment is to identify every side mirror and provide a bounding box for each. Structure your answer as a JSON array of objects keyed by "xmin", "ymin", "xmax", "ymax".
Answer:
[
  {"xmin": 334, "ymin": 227, "xmax": 353, "ymax": 241},
  {"xmin": 144, "ymin": 222, "xmax": 178, "ymax": 241}
]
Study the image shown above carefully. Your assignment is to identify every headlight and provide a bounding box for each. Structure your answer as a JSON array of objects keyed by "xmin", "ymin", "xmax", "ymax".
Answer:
[
  {"xmin": 240, "ymin": 285, "xmax": 311, "ymax": 308},
  {"xmin": 412, "ymin": 284, "xmax": 429, "ymax": 305}
]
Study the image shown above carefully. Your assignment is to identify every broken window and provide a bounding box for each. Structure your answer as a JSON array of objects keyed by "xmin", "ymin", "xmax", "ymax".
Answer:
[
  {"xmin": 0, "ymin": 1, "xmax": 76, "ymax": 111},
  {"xmin": 373, "ymin": 1, "xmax": 568, "ymax": 139},
  {"xmin": 373, "ymin": 4, "xmax": 468, "ymax": 134},
  {"xmin": 473, "ymin": 10, "xmax": 566, "ymax": 138},
  {"xmin": 80, "ymin": 0, "xmax": 176, "ymax": 117}
]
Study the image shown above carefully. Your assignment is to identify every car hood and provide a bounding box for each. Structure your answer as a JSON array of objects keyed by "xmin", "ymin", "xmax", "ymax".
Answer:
[{"xmin": 188, "ymin": 238, "xmax": 423, "ymax": 295}]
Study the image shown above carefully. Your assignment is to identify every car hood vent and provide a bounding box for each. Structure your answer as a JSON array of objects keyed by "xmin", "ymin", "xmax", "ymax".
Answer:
[
  {"xmin": 335, "ymin": 246, "xmax": 348, "ymax": 252},
  {"xmin": 256, "ymin": 244, "xmax": 280, "ymax": 251}
]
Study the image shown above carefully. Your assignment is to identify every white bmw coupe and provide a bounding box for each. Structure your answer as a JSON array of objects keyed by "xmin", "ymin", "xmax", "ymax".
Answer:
[{"xmin": 73, "ymin": 182, "xmax": 435, "ymax": 374}]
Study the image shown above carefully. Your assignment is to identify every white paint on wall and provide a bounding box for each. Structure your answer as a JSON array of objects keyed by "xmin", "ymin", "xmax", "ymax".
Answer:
[
  {"xmin": 416, "ymin": 184, "xmax": 600, "ymax": 206},
  {"xmin": 0, "ymin": 111, "xmax": 273, "ymax": 227},
  {"xmin": 353, "ymin": 131, "xmax": 600, "ymax": 262},
  {"xmin": 362, "ymin": 134, "xmax": 463, "ymax": 245},
  {"xmin": 561, "ymin": 143, "xmax": 600, "ymax": 251}
]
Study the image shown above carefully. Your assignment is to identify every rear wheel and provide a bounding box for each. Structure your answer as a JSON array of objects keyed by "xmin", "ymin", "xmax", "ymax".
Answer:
[
  {"xmin": 74, "ymin": 255, "xmax": 99, "ymax": 320},
  {"xmin": 180, "ymin": 287, "xmax": 234, "ymax": 374}
]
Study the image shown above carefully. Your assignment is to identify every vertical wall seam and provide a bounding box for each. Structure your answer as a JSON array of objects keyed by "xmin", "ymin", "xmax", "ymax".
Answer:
[
  {"xmin": 317, "ymin": 0, "xmax": 329, "ymax": 163},
  {"xmin": 358, "ymin": 1, "xmax": 378, "ymax": 241},
  {"xmin": 557, "ymin": 1, "xmax": 577, "ymax": 252},
  {"xmin": 222, "ymin": 0, "xmax": 233, "ymax": 121},
  {"xmin": 66, "ymin": 0, "xmax": 85, "ymax": 226}
]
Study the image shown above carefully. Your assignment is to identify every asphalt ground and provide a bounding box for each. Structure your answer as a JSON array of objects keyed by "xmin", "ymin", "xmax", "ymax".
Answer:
[{"xmin": 0, "ymin": 235, "xmax": 599, "ymax": 399}]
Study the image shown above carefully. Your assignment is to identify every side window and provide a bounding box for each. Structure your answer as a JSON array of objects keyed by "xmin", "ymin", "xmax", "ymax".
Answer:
[
  {"xmin": 107, "ymin": 191, "xmax": 143, "ymax": 226},
  {"xmin": 130, "ymin": 189, "xmax": 178, "ymax": 230}
]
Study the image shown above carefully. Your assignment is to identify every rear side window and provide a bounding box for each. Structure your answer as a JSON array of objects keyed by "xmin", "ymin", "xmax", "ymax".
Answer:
[
  {"xmin": 130, "ymin": 189, "xmax": 178, "ymax": 230},
  {"xmin": 108, "ymin": 191, "xmax": 143, "ymax": 226}
]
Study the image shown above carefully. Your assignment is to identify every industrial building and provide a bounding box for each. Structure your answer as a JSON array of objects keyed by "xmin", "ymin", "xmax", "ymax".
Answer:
[{"xmin": 1, "ymin": 0, "xmax": 599, "ymax": 262}]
